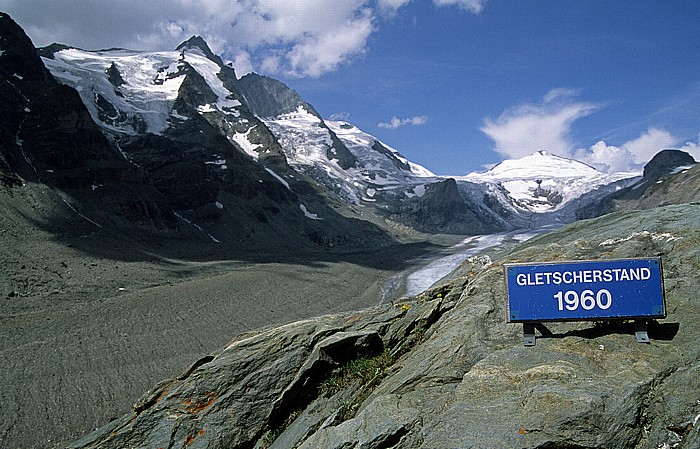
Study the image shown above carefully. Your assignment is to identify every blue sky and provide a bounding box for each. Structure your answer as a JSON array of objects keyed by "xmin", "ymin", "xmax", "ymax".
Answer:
[{"xmin": 2, "ymin": 0, "xmax": 698, "ymax": 175}]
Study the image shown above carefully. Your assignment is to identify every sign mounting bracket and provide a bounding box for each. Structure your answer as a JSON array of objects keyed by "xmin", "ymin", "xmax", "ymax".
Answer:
[
  {"xmin": 634, "ymin": 320, "xmax": 650, "ymax": 344},
  {"xmin": 523, "ymin": 323, "xmax": 536, "ymax": 346}
]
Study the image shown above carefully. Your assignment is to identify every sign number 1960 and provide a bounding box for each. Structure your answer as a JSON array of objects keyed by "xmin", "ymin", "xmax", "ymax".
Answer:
[{"xmin": 554, "ymin": 289, "xmax": 612, "ymax": 311}]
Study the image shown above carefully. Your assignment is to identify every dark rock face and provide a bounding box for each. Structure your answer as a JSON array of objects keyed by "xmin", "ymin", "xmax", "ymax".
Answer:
[
  {"xmin": 643, "ymin": 149, "xmax": 696, "ymax": 180},
  {"xmin": 238, "ymin": 73, "xmax": 358, "ymax": 170},
  {"xmin": 0, "ymin": 13, "xmax": 53, "ymax": 84},
  {"xmin": 391, "ymin": 178, "xmax": 504, "ymax": 234},
  {"xmin": 0, "ymin": 13, "xmax": 175, "ymax": 227},
  {"xmin": 371, "ymin": 140, "xmax": 411, "ymax": 172},
  {"xmin": 0, "ymin": 14, "xmax": 391, "ymax": 248},
  {"xmin": 237, "ymin": 73, "xmax": 311, "ymax": 118},
  {"xmin": 176, "ymin": 35, "xmax": 226, "ymax": 67},
  {"xmin": 577, "ymin": 150, "xmax": 698, "ymax": 219},
  {"xmin": 70, "ymin": 203, "xmax": 700, "ymax": 449}
]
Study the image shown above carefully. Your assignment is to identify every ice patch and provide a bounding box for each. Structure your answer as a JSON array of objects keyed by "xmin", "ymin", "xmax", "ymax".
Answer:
[
  {"xmin": 232, "ymin": 129, "xmax": 262, "ymax": 161},
  {"xmin": 265, "ymin": 168, "xmax": 290, "ymax": 190},
  {"xmin": 671, "ymin": 165, "xmax": 695, "ymax": 174},
  {"xmin": 404, "ymin": 231, "xmax": 539, "ymax": 296},
  {"xmin": 406, "ymin": 184, "xmax": 426, "ymax": 198},
  {"xmin": 300, "ymin": 204, "xmax": 321, "ymax": 220},
  {"xmin": 182, "ymin": 52, "xmax": 241, "ymax": 114},
  {"xmin": 197, "ymin": 104, "xmax": 216, "ymax": 113},
  {"xmin": 204, "ymin": 158, "xmax": 227, "ymax": 170}
]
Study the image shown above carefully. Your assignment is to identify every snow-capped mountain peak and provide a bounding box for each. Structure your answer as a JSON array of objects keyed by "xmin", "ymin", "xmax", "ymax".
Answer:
[
  {"xmin": 175, "ymin": 35, "xmax": 225, "ymax": 67},
  {"xmin": 35, "ymin": 31, "xmax": 640, "ymax": 235},
  {"xmin": 457, "ymin": 150, "xmax": 638, "ymax": 214},
  {"xmin": 327, "ymin": 121, "xmax": 435, "ymax": 179},
  {"xmin": 41, "ymin": 39, "xmax": 244, "ymax": 137},
  {"xmin": 468, "ymin": 150, "xmax": 600, "ymax": 180},
  {"xmin": 43, "ymin": 47, "xmax": 187, "ymax": 135}
]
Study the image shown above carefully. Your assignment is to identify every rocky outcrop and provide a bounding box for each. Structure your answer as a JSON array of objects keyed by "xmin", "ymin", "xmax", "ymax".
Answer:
[
  {"xmin": 390, "ymin": 178, "xmax": 507, "ymax": 234},
  {"xmin": 0, "ymin": 12, "xmax": 175, "ymax": 227},
  {"xmin": 70, "ymin": 203, "xmax": 700, "ymax": 448},
  {"xmin": 237, "ymin": 72, "xmax": 358, "ymax": 170},
  {"xmin": 577, "ymin": 149, "xmax": 697, "ymax": 219},
  {"xmin": 643, "ymin": 149, "xmax": 696, "ymax": 180}
]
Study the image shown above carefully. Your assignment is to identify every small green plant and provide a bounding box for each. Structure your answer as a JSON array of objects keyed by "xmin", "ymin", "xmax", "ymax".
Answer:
[
  {"xmin": 319, "ymin": 351, "xmax": 394, "ymax": 397},
  {"xmin": 259, "ymin": 407, "xmax": 304, "ymax": 448}
]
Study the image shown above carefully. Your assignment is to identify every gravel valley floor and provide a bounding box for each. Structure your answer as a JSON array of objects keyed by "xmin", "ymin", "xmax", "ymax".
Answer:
[{"xmin": 0, "ymin": 184, "xmax": 458, "ymax": 448}]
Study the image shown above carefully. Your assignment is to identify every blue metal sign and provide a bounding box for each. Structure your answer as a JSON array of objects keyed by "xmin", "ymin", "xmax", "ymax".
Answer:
[{"xmin": 505, "ymin": 258, "xmax": 665, "ymax": 322}]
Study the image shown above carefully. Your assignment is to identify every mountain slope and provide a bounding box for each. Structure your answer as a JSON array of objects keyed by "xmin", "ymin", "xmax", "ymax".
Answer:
[
  {"xmin": 69, "ymin": 202, "xmax": 700, "ymax": 449},
  {"xmin": 577, "ymin": 149, "xmax": 698, "ymax": 218},
  {"xmin": 0, "ymin": 12, "xmax": 176, "ymax": 229},
  {"xmin": 458, "ymin": 151, "xmax": 638, "ymax": 213},
  {"xmin": 12, "ymin": 17, "xmax": 659, "ymax": 239},
  {"xmin": 234, "ymin": 74, "xmax": 519, "ymax": 234},
  {"xmin": 34, "ymin": 31, "xmax": 392, "ymax": 248},
  {"xmin": 454, "ymin": 150, "xmax": 640, "ymax": 229},
  {"xmin": 32, "ymin": 26, "xmax": 644, "ymax": 236}
]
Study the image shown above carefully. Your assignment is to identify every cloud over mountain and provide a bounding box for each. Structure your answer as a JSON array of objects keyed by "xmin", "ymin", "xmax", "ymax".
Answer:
[
  {"xmin": 575, "ymin": 129, "xmax": 698, "ymax": 174},
  {"xmin": 2, "ymin": 0, "xmax": 485, "ymax": 78},
  {"xmin": 481, "ymin": 89, "xmax": 599, "ymax": 160},
  {"xmin": 482, "ymin": 89, "xmax": 698, "ymax": 173}
]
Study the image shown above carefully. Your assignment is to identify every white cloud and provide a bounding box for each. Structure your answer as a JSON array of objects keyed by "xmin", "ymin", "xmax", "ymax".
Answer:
[
  {"xmin": 623, "ymin": 128, "xmax": 676, "ymax": 164},
  {"xmin": 574, "ymin": 128, "xmax": 690, "ymax": 173},
  {"xmin": 574, "ymin": 141, "xmax": 637, "ymax": 173},
  {"xmin": 377, "ymin": 0, "xmax": 413, "ymax": 14},
  {"xmin": 481, "ymin": 90, "xmax": 694, "ymax": 173},
  {"xmin": 543, "ymin": 87, "xmax": 582, "ymax": 104},
  {"xmin": 433, "ymin": 0, "xmax": 487, "ymax": 14},
  {"xmin": 329, "ymin": 112, "xmax": 351, "ymax": 121},
  {"xmin": 2, "ymin": 0, "xmax": 485, "ymax": 78},
  {"xmin": 481, "ymin": 89, "xmax": 599, "ymax": 159},
  {"xmin": 285, "ymin": 8, "xmax": 375, "ymax": 77},
  {"xmin": 679, "ymin": 135, "xmax": 700, "ymax": 161},
  {"xmin": 229, "ymin": 50, "xmax": 254, "ymax": 77},
  {"xmin": 378, "ymin": 115, "xmax": 428, "ymax": 129}
]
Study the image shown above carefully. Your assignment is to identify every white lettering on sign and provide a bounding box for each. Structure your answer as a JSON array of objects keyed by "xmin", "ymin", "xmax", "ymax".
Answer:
[
  {"xmin": 515, "ymin": 267, "xmax": 651, "ymax": 287},
  {"xmin": 554, "ymin": 289, "xmax": 613, "ymax": 311}
]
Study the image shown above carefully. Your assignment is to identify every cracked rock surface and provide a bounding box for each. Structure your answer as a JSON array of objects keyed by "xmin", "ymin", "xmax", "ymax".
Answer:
[{"xmin": 71, "ymin": 203, "xmax": 700, "ymax": 448}]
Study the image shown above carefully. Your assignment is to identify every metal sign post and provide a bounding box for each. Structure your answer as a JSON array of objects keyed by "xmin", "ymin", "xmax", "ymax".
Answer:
[{"xmin": 505, "ymin": 258, "xmax": 665, "ymax": 346}]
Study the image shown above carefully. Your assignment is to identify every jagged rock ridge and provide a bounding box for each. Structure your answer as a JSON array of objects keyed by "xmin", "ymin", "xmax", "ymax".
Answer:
[
  {"xmin": 12, "ymin": 16, "xmax": 669, "ymax": 236},
  {"xmin": 0, "ymin": 12, "xmax": 392, "ymax": 248}
]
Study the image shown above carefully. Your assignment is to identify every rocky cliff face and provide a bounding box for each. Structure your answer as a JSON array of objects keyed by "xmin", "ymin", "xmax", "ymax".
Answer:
[
  {"xmin": 70, "ymin": 202, "xmax": 700, "ymax": 449},
  {"xmin": 0, "ymin": 12, "xmax": 392, "ymax": 249},
  {"xmin": 237, "ymin": 73, "xmax": 358, "ymax": 170},
  {"xmin": 0, "ymin": 12, "xmax": 176, "ymax": 228},
  {"xmin": 389, "ymin": 177, "xmax": 505, "ymax": 234}
]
